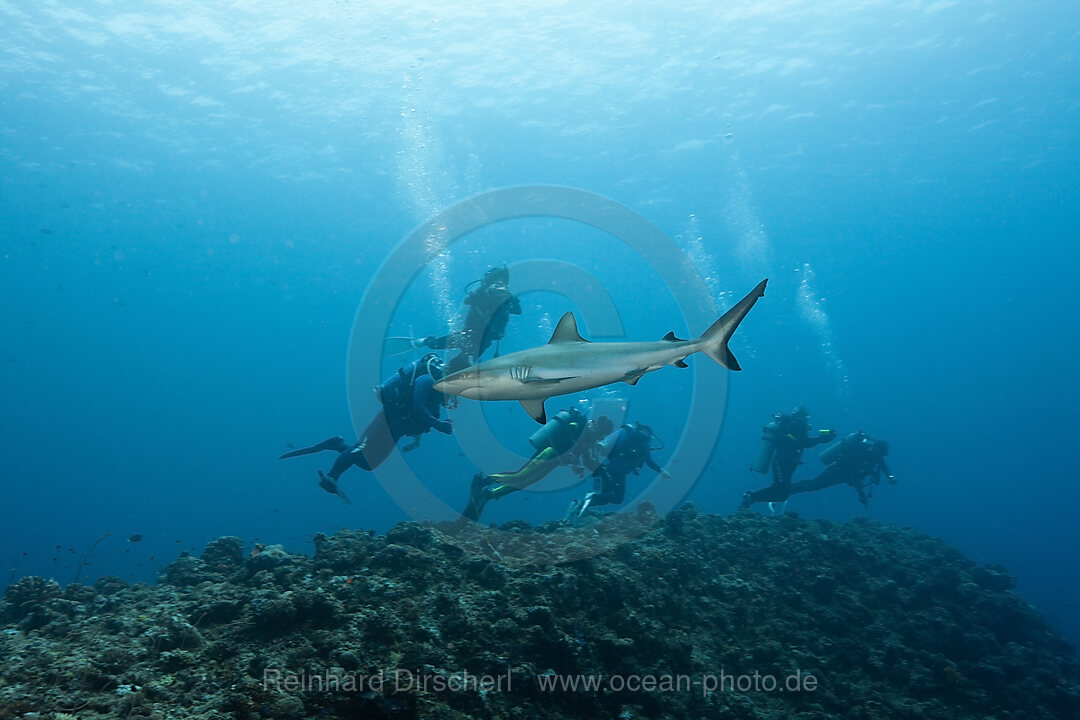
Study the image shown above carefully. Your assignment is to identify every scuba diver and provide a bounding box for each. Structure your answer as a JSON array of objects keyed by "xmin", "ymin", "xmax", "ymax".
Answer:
[
  {"xmin": 570, "ymin": 420, "xmax": 671, "ymax": 519},
  {"xmin": 416, "ymin": 266, "xmax": 522, "ymax": 374},
  {"xmin": 279, "ymin": 353, "xmax": 452, "ymax": 503},
  {"xmin": 739, "ymin": 406, "xmax": 835, "ymax": 512},
  {"xmin": 462, "ymin": 405, "xmax": 615, "ymax": 522},
  {"xmin": 741, "ymin": 430, "xmax": 895, "ymax": 510}
]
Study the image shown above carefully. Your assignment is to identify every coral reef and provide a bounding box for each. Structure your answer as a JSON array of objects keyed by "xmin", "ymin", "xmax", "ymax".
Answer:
[{"xmin": 1, "ymin": 507, "xmax": 1077, "ymax": 719}]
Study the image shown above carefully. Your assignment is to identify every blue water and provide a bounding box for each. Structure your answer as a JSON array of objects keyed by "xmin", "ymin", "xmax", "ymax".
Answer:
[{"xmin": 2, "ymin": 1, "xmax": 1078, "ymax": 644}]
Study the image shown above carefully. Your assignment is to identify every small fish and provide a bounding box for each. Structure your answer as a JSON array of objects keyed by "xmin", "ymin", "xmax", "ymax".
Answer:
[{"xmin": 128, "ymin": 534, "xmax": 143, "ymax": 543}]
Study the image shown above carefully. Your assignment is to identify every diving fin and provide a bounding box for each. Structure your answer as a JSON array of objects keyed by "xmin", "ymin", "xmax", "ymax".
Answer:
[
  {"xmin": 564, "ymin": 499, "xmax": 580, "ymax": 523},
  {"xmin": 520, "ymin": 398, "xmax": 548, "ymax": 424},
  {"xmin": 578, "ymin": 491, "xmax": 596, "ymax": 517},
  {"xmin": 334, "ymin": 485, "xmax": 352, "ymax": 505},
  {"xmin": 280, "ymin": 436, "xmax": 347, "ymax": 459},
  {"xmin": 318, "ymin": 472, "xmax": 352, "ymax": 505}
]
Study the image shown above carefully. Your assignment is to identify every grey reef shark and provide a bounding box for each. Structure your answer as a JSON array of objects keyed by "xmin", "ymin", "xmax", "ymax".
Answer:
[{"xmin": 434, "ymin": 279, "xmax": 768, "ymax": 423}]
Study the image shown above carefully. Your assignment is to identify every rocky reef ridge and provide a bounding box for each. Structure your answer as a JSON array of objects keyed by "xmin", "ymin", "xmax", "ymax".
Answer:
[{"xmin": 1, "ymin": 506, "xmax": 1078, "ymax": 719}]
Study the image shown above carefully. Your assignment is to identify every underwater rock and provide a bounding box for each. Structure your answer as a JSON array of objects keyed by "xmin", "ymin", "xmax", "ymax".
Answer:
[
  {"xmin": 1, "ymin": 575, "xmax": 63, "ymax": 626},
  {"xmin": 93, "ymin": 575, "xmax": 130, "ymax": 596},
  {"xmin": 245, "ymin": 543, "xmax": 298, "ymax": 572},
  {"xmin": 0, "ymin": 510, "xmax": 1077, "ymax": 719},
  {"xmin": 201, "ymin": 536, "xmax": 245, "ymax": 573},
  {"xmin": 159, "ymin": 554, "xmax": 217, "ymax": 586},
  {"xmin": 313, "ymin": 529, "xmax": 378, "ymax": 573}
]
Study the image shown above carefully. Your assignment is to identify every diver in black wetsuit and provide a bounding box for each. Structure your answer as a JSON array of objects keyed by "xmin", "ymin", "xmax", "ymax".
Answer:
[
  {"xmin": 571, "ymin": 421, "xmax": 671, "ymax": 519},
  {"xmin": 739, "ymin": 407, "xmax": 834, "ymax": 511},
  {"xmin": 420, "ymin": 266, "xmax": 522, "ymax": 373},
  {"xmin": 280, "ymin": 354, "xmax": 452, "ymax": 503},
  {"xmin": 741, "ymin": 430, "xmax": 895, "ymax": 510}
]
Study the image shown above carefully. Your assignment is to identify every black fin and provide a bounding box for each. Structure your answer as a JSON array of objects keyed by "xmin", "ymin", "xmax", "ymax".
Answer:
[
  {"xmin": 622, "ymin": 369, "xmax": 646, "ymax": 386},
  {"xmin": 674, "ymin": 359, "xmax": 689, "ymax": 368},
  {"xmin": 661, "ymin": 331, "xmax": 686, "ymax": 342}
]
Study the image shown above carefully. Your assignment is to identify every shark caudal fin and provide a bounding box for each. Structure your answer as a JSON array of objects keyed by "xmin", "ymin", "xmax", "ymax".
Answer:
[{"xmin": 698, "ymin": 279, "xmax": 768, "ymax": 370}]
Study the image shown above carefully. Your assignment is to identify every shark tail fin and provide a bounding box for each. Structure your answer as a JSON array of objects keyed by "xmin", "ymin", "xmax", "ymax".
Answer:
[{"xmin": 698, "ymin": 279, "xmax": 768, "ymax": 371}]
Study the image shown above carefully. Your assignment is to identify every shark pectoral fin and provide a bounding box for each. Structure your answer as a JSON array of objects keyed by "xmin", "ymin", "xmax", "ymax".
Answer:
[
  {"xmin": 622, "ymin": 369, "xmax": 647, "ymax": 386},
  {"xmin": 674, "ymin": 359, "xmax": 689, "ymax": 368},
  {"xmin": 522, "ymin": 376, "xmax": 576, "ymax": 385},
  {"xmin": 520, "ymin": 398, "xmax": 548, "ymax": 424}
]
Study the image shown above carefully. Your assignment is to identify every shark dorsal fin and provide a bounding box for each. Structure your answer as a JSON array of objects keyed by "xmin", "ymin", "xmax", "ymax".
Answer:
[
  {"xmin": 661, "ymin": 331, "xmax": 686, "ymax": 342},
  {"xmin": 548, "ymin": 313, "xmax": 588, "ymax": 344}
]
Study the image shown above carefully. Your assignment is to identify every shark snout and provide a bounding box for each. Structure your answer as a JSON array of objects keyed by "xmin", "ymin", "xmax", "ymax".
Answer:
[{"xmin": 433, "ymin": 369, "xmax": 478, "ymax": 396}]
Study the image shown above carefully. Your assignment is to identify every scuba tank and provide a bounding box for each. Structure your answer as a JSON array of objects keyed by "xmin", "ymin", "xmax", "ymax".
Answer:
[
  {"xmin": 817, "ymin": 439, "xmax": 843, "ymax": 466},
  {"xmin": 750, "ymin": 419, "xmax": 781, "ymax": 474},
  {"xmin": 529, "ymin": 408, "xmax": 583, "ymax": 454},
  {"xmin": 376, "ymin": 354, "xmax": 439, "ymax": 409},
  {"xmin": 820, "ymin": 431, "xmax": 863, "ymax": 465}
]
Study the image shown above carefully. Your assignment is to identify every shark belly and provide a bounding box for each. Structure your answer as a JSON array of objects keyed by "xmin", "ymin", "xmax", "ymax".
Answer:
[
  {"xmin": 460, "ymin": 367, "xmax": 610, "ymax": 401},
  {"xmin": 476, "ymin": 344, "xmax": 692, "ymax": 401}
]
